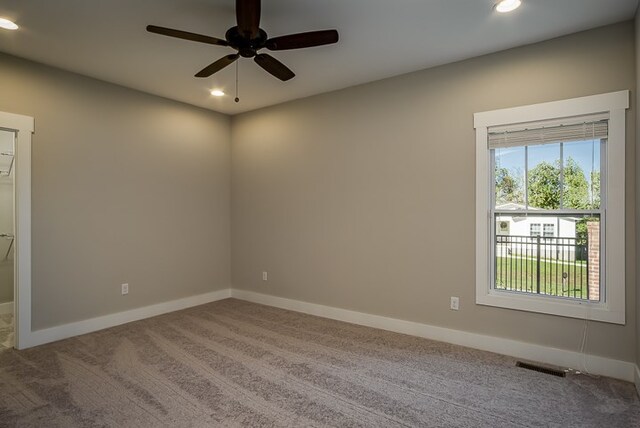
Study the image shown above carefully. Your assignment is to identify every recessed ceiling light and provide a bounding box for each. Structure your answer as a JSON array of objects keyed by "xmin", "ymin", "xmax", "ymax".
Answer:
[
  {"xmin": 210, "ymin": 89, "xmax": 225, "ymax": 97},
  {"xmin": 495, "ymin": 0, "xmax": 521, "ymax": 13},
  {"xmin": 0, "ymin": 18, "xmax": 18, "ymax": 30}
]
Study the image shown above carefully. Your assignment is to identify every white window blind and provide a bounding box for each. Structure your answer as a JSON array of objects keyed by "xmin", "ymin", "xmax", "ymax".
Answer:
[{"xmin": 488, "ymin": 113, "xmax": 608, "ymax": 149}]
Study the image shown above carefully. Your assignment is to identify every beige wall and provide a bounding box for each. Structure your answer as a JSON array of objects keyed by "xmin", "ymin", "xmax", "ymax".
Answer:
[
  {"xmin": 0, "ymin": 53, "xmax": 231, "ymax": 330},
  {"xmin": 0, "ymin": 21, "xmax": 635, "ymax": 363},
  {"xmin": 232, "ymin": 22, "xmax": 637, "ymax": 362}
]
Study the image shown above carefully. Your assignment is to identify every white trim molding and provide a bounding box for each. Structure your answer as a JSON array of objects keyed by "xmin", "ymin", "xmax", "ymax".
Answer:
[
  {"xmin": 474, "ymin": 91, "xmax": 629, "ymax": 129},
  {"xmin": 473, "ymin": 91, "xmax": 629, "ymax": 324},
  {"xmin": 20, "ymin": 289, "xmax": 231, "ymax": 349},
  {"xmin": 0, "ymin": 111, "xmax": 34, "ymax": 350},
  {"xmin": 13, "ymin": 286, "xmax": 635, "ymax": 382},
  {"xmin": 635, "ymin": 365, "xmax": 640, "ymax": 399},
  {"xmin": 231, "ymin": 289, "xmax": 636, "ymax": 382},
  {"xmin": 0, "ymin": 301, "xmax": 13, "ymax": 315}
]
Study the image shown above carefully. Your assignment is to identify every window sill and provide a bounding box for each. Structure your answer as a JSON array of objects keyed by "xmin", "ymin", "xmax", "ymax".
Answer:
[{"xmin": 476, "ymin": 290, "xmax": 624, "ymax": 324}]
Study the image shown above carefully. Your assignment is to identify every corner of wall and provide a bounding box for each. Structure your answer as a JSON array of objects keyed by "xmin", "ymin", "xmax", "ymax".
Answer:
[
  {"xmin": 635, "ymin": 5, "xmax": 640, "ymax": 387},
  {"xmin": 634, "ymin": 6, "xmax": 640, "ymax": 397}
]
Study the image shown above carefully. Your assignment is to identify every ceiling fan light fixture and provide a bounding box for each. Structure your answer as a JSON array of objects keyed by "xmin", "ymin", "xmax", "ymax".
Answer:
[
  {"xmin": 210, "ymin": 89, "xmax": 225, "ymax": 97},
  {"xmin": 0, "ymin": 18, "xmax": 18, "ymax": 30},
  {"xmin": 495, "ymin": 0, "xmax": 521, "ymax": 13},
  {"xmin": 147, "ymin": 0, "xmax": 339, "ymax": 83}
]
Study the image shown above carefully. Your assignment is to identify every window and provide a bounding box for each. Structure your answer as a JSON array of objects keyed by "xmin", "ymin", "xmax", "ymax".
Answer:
[
  {"xmin": 475, "ymin": 91, "xmax": 628, "ymax": 324},
  {"xmin": 494, "ymin": 132, "xmax": 601, "ymax": 302},
  {"xmin": 530, "ymin": 224, "xmax": 541, "ymax": 237}
]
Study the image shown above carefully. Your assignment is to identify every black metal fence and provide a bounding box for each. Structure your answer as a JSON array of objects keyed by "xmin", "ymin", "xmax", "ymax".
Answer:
[{"xmin": 495, "ymin": 235, "xmax": 589, "ymax": 300}]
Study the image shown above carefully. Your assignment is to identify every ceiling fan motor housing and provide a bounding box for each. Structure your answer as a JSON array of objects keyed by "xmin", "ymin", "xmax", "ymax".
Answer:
[{"xmin": 225, "ymin": 26, "xmax": 268, "ymax": 57}]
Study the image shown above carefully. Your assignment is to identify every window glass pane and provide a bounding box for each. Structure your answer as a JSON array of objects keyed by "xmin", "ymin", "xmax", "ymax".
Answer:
[
  {"xmin": 494, "ymin": 146, "xmax": 525, "ymax": 209},
  {"xmin": 530, "ymin": 224, "xmax": 541, "ymax": 237},
  {"xmin": 494, "ymin": 213, "xmax": 599, "ymax": 301},
  {"xmin": 527, "ymin": 143, "xmax": 561, "ymax": 210},
  {"xmin": 563, "ymin": 139, "xmax": 601, "ymax": 210}
]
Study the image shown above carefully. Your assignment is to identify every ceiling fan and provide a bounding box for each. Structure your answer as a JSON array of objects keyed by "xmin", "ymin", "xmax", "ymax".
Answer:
[{"xmin": 147, "ymin": 0, "xmax": 339, "ymax": 82}]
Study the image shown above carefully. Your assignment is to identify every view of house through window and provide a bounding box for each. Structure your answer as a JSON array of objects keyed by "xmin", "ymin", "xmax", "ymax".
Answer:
[
  {"xmin": 529, "ymin": 223, "xmax": 541, "ymax": 237},
  {"xmin": 492, "ymin": 128, "xmax": 603, "ymax": 302}
]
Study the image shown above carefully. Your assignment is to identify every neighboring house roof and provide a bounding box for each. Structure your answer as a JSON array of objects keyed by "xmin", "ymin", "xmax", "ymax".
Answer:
[
  {"xmin": 495, "ymin": 203, "xmax": 583, "ymax": 223},
  {"xmin": 495, "ymin": 202, "xmax": 540, "ymax": 210}
]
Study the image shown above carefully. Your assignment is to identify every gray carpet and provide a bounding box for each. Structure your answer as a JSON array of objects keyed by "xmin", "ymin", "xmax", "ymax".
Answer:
[{"xmin": 0, "ymin": 298, "xmax": 638, "ymax": 427}]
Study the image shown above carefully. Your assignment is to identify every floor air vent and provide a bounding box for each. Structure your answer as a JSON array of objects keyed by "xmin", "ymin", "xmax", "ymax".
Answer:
[{"xmin": 516, "ymin": 361, "xmax": 566, "ymax": 378}]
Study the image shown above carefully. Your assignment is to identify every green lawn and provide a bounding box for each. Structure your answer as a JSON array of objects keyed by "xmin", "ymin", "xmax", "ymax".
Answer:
[{"xmin": 495, "ymin": 256, "xmax": 590, "ymax": 300}]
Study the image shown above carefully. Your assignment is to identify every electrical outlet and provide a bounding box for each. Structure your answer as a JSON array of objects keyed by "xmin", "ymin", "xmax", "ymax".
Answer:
[
  {"xmin": 262, "ymin": 271, "xmax": 268, "ymax": 281},
  {"xmin": 121, "ymin": 283, "xmax": 129, "ymax": 295},
  {"xmin": 450, "ymin": 296, "xmax": 459, "ymax": 311}
]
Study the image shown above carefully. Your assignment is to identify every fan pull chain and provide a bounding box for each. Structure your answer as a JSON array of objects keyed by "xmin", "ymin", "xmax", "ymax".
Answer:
[{"xmin": 235, "ymin": 60, "xmax": 240, "ymax": 103}]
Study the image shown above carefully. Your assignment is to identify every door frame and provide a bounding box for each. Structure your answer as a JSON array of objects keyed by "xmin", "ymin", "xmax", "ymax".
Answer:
[{"xmin": 0, "ymin": 111, "xmax": 33, "ymax": 349}]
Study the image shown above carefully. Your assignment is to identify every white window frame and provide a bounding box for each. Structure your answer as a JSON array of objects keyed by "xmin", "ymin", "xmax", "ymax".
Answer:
[{"xmin": 474, "ymin": 91, "xmax": 628, "ymax": 324}]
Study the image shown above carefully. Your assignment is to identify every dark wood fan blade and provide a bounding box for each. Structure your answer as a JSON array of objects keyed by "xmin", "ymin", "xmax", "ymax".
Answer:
[
  {"xmin": 147, "ymin": 25, "xmax": 228, "ymax": 46},
  {"xmin": 265, "ymin": 30, "xmax": 339, "ymax": 51},
  {"xmin": 195, "ymin": 54, "xmax": 239, "ymax": 78},
  {"xmin": 254, "ymin": 54, "xmax": 295, "ymax": 81},
  {"xmin": 236, "ymin": 0, "xmax": 261, "ymax": 39}
]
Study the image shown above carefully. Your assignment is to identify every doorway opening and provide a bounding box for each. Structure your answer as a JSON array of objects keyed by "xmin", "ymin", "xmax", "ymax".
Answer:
[
  {"xmin": 0, "ymin": 110, "xmax": 34, "ymax": 350},
  {"xmin": 0, "ymin": 129, "xmax": 14, "ymax": 350}
]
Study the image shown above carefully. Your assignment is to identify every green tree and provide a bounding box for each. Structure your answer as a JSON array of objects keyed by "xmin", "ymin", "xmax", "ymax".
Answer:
[
  {"xmin": 528, "ymin": 161, "xmax": 560, "ymax": 209},
  {"xmin": 495, "ymin": 166, "xmax": 523, "ymax": 205},
  {"xmin": 590, "ymin": 170, "xmax": 601, "ymax": 209},
  {"xmin": 527, "ymin": 157, "xmax": 590, "ymax": 210},
  {"xmin": 563, "ymin": 158, "xmax": 589, "ymax": 209},
  {"xmin": 575, "ymin": 170, "xmax": 600, "ymax": 254}
]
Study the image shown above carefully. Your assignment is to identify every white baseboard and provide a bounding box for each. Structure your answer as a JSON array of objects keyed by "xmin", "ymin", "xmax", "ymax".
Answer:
[
  {"xmin": 20, "ymin": 288, "xmax": 232, "ymax": 349},
  {"xmin": 0, "ymin": 301, "xmax": 13, "ymax": 315},
  {"xmin": 230, "ymin": 289, "xmax": 636, "ymax": 382},
  {"xmin": 14, "ymin": 286, "xmax": 637, "ymax": 384}
]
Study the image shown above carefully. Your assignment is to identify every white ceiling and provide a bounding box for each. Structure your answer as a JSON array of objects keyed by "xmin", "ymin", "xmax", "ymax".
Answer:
[{"xmin": 0, "ymin": 0, "xmax": 637, "ymax": 115}]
